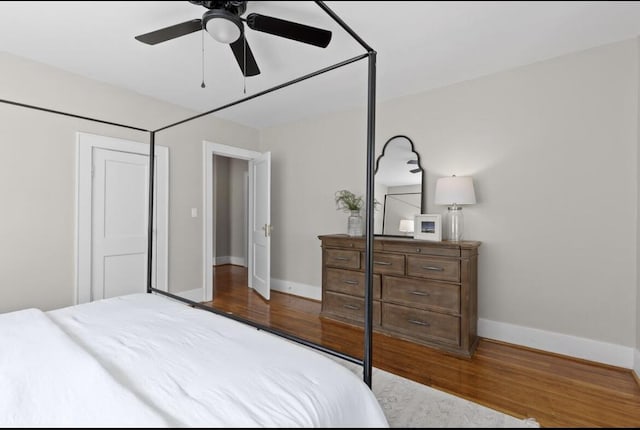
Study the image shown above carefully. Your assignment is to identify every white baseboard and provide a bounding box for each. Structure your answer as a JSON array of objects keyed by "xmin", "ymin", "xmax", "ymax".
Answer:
[
  {"xmin": 634, "ymin": 348, "xmax": 640, "ymax": 380},
  {"xmin": 271, "ymin": 278, "xmax": 321, "ymax": 301},
  {"xmin": 173, "ymin": 288, "xmax": 204, "ymax": 302},
  {"xmin": 479, "ymin": 318, "xmax": 634, "ymax": 369},
  {"xmin": 214, "ymin": 256, "xmax": 231, "ymax": 265},
  {"xmin": 214, "ymin": 256, "xmax": 246, "ymax": 266}
]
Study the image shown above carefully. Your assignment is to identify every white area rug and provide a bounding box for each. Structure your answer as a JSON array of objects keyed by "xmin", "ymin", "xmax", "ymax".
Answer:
[{"xmin": 331, "ymin": 356, "xmax": 540, "ymax": 428}]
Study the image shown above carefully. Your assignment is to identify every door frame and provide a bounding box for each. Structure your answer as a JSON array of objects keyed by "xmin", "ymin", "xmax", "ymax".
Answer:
[
  {"xmin": 75, "ymin": 132, "xmax": 168, "ymax": 304},
  {"xmin": 203, "ymin": 141, "xmax": 262, "ymax": 302}
]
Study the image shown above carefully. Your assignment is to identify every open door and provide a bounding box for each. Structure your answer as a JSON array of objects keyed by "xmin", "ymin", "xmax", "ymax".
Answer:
[{"xmin": 249, "ymin": 151, "xmax": 271, "ymax": 300}]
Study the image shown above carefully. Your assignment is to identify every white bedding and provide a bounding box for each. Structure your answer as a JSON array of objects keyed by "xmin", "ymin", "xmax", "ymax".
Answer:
[
  {"xmin": 0, "ymin": 307, "xmax": 169, "ymax": 427},
  {"xmin": 38, "ymin": 293, "xmax": 389, "ymax": 427}
]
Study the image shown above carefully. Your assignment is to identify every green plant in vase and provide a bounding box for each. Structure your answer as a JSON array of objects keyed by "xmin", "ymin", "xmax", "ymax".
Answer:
[
  {"xmin": 335, "ymin": 190, "xmax": 364, "ymax": 212},
  {"xmin": 334, "ymin": 190, "xmax": 379, "ymax": 236}
]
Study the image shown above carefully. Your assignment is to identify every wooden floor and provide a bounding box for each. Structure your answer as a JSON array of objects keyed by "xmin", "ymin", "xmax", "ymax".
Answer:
[{"xmin": 203, "ymin": 265, "xmax": 640, "ymax": 428}]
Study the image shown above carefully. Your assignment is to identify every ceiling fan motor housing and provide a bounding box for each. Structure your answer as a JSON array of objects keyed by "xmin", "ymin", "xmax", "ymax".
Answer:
[{"xmin": 191, "ymin": 0, "xmax": 247, "ymax": 16}]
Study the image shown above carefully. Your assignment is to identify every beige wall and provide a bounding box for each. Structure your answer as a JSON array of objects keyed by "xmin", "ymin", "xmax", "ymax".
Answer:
[
  {"xmin": 636, "ymin": 38, "xmax": 640, "ymax": 369},
  {"xmin": 262, "ymin": 110, "xmax": 368, "ymax": 287},
  {"xmin": 229, "ymin": 158, "xmax": 248, "ymax": 261},
  {"xmin": 261, "ymin": 38, "xmax": 638, "ymax": 348},
  {"xmin": 0, "ymin": 103, "xmax": 148, "ymax": 313},
  {"xmin": 0, "ymin": 52, "xmax": 259, "ymax": 312},
  {"xmin": 0, "ymin": 53, "xmax": 190, "ymax": 132},
  {"xmin": 214, "ymin": 155, "xmax": 231, "ymax": 258}
]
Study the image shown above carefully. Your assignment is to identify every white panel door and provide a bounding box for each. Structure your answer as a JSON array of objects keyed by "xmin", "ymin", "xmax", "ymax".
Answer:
[
  {"xmin": 91, "ymin": 148, "xmax": 149, "ymax": 300},
  {"xmin": 249, "ymin": 151, "xmax": 271, "ymax": 300}
]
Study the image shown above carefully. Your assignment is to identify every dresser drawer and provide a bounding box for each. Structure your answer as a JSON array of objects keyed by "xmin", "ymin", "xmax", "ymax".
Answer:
[
  {"xmin": 322, "ymin": 237, "xmax": 365, "ymax": 250},
  {"xmin": 366, "ymin": 252, "xmax": 405, "ymax": 275},
  {"xmin": 383, "ymin": 276, "xmax": 460, "ymax": 314},
  {"xmin": 326, "ymin": 268, "xmax": 381, "ymax": 299},
  {"xmin": 406, "ymin": 255, "xmax": 460, "ymax": 282},
  {"xmin": 323, "ymin": 292, "xmax": 381, "ymax": 326},
  {"xmin": 382, "ymin": 303, "xmax": 460, "ymax": 345},
  {"xmin": 325, "ymin": 249, "xmax": 360, "ymax": 269},
  {"xmin": 383, "ymin": 242, "xmax": 460, "ymax": 257}
]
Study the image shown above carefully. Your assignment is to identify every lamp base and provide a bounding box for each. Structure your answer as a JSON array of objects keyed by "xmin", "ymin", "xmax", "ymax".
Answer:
[{"xmin": 446, "ymin": 205, "xmax": 464, "ymax": 241}]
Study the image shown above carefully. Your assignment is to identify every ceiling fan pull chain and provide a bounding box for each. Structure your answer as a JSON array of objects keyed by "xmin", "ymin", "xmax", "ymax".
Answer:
[{"xmin": 201, "ymin": 30, "xmax": 206, "ymax": 88}]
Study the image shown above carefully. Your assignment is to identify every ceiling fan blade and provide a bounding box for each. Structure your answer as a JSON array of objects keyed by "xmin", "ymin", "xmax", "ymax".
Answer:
[
  {"xmin": 135, "ymin": 19, "xmax": 203, "ymax": 45},
  {"xmin": 246, "ymin": 13, "xmax": 331, "ymax": 48},
  {"xmin": 229, "ymin": 35, "xmax": 260, "ymax": 77}
]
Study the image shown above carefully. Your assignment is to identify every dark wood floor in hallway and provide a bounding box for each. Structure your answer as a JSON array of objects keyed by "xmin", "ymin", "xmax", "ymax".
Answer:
[{"xmin": 202, "ymin": 264, "xmax": 640, "ymax": 428}]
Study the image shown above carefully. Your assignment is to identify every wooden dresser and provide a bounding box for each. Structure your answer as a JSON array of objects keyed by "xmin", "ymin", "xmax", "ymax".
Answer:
[{"xmin": 319, "ymin": 234, "xmax": 480, "ymax": 357}]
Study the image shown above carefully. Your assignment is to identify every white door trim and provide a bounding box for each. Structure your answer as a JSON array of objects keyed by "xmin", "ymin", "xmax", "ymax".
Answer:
[
  {"xmin": 203, "ymin": 141, "xmax": 262, "ymax": 302},
  {"xmin": 75, "ymin": 132, "xmax": 168, "ymax": 304}
]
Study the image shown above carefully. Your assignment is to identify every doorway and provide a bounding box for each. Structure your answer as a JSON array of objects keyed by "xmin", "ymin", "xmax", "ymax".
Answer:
[
  {"xmin": 212, "ymin": 154, "xmax": 248, "ymax": 268},
  {"xmin": 203, "ymin": 141, "xmax": 271, "ymax": 302}
]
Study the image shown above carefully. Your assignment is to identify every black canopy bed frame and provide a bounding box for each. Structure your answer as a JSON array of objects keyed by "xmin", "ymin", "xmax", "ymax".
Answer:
[{"xmin": 0, "ymin": 1, "xmax": 377, "ymax": 387}]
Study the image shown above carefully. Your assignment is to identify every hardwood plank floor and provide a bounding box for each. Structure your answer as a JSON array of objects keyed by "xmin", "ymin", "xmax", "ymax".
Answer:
[{"xmin": 203, "ymin": 265, "xmax": 640, "ymax": 428}]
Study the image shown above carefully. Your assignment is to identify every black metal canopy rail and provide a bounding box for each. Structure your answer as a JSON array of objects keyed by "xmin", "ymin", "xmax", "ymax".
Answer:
[{"xmin": 0, "ymin": 1, "xmax": 377, "ymax": 387}]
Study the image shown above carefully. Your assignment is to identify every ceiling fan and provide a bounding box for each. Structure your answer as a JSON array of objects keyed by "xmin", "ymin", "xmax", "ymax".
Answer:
[{"xmin": 135, "ymin": 1, "xmax": 333, "ymax": 77}]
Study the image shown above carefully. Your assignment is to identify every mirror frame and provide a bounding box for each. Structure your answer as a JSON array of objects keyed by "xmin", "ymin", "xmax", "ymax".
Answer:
[{"xmin": 374, "ymin": 135, "xmax": 426, "ymax": 237}]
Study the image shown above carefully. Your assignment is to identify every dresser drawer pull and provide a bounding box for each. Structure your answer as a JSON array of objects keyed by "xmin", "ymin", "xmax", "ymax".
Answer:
[
  {"xmin": 410, "ymin": 290, "xmax": 430, "ymax": 297},
  {"xmin": 374, "ymin": 261, "xmax": 392, "ymax": 266},
  {"xmin": 333, "ymin": 256, "xmax": 350, "ymax": 261},
  {"xmin": 416, "ymin": 248, "xmax": 422, "ymax": 253},
  {"xmin": 343, "ymin": 304, "xmax": 360, "ymax": 310},
  {"xmin": 408, "ymin": 319, "xmax": 430, "ymax": 327},
  {"xmin": 344, "ymin": 280, "xmax": 359, "ymax": 285},
  {"xmin": 422, "ymin": 265, "xmax": 444, "ymax": 271}
]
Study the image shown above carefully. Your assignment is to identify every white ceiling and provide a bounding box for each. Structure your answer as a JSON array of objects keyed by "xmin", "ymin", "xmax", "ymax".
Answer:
[{"xmin": 2, "ymin": 1, "xmax": 640, "ymax": 129}]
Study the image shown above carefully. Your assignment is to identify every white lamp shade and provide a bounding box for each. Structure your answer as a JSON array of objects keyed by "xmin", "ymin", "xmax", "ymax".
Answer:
[
  {"xmin": 206, "ymin": 17, "xmax": 242, "ymax": 43},
  {"xmin": 434, "ymin": 176, "xmax": 476, "ymax": 205},
  {"xmin": 398, "ymin": 219, "xmax": 414, "ymax": 233}
]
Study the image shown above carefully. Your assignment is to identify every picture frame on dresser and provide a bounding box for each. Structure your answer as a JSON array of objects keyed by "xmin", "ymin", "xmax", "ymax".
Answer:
[{"xmin": 414, "ymin": 214, "xmax": 442, "ymax": 241}]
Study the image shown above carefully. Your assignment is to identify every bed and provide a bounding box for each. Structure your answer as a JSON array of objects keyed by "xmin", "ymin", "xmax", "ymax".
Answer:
[
  {"xmin": 0, "ymin": 292, "xmax": 388, "ymax": 427},
  {"xmin": 0, "ymin": 2, "xmax": 382, "ymax": 426}
]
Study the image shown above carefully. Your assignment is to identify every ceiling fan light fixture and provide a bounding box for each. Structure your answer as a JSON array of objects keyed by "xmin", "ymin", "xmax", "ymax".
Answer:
[{"xmin": 203, "ymin": 9, "xmax": 243, "ymax": 44}]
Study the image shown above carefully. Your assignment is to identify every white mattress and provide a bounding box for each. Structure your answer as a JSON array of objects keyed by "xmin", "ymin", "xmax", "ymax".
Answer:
[{"xmin": 40, "ymin": 293, "xmax": 389, "ymax": 427}]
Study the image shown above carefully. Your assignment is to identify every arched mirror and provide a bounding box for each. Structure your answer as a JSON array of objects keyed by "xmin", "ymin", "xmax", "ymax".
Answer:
[{"xmin": 374, "ymin": 135, "xmax": 425, "ymax": 236}]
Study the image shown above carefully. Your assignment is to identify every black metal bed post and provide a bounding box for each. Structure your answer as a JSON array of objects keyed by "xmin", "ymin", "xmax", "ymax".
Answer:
[
  {"xmin": 363, "ymin": 50, "xmax": 377, "ymax": 388},
  {"xmin": 146, "ymin": 131, "xmax": 156, "ymax": 293},
  {"xmin": 315, "ymin": 0, "xmax": 377, "ymax": 389}
]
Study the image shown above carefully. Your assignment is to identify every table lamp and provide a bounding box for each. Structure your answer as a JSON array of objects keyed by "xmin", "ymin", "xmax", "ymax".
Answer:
[{"xmin": 398, "ymin": 219, "xmax": 415, "ymax": 237}]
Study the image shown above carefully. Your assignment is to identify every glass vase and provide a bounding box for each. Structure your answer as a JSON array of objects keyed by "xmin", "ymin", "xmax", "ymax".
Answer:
[
  {"xmin": 446, "ymin": 205, "xmax": 464, "ymax": 241},
  {"xmin": 347, "ymin": 210, "xmax": 363, "ymax": 236}
]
